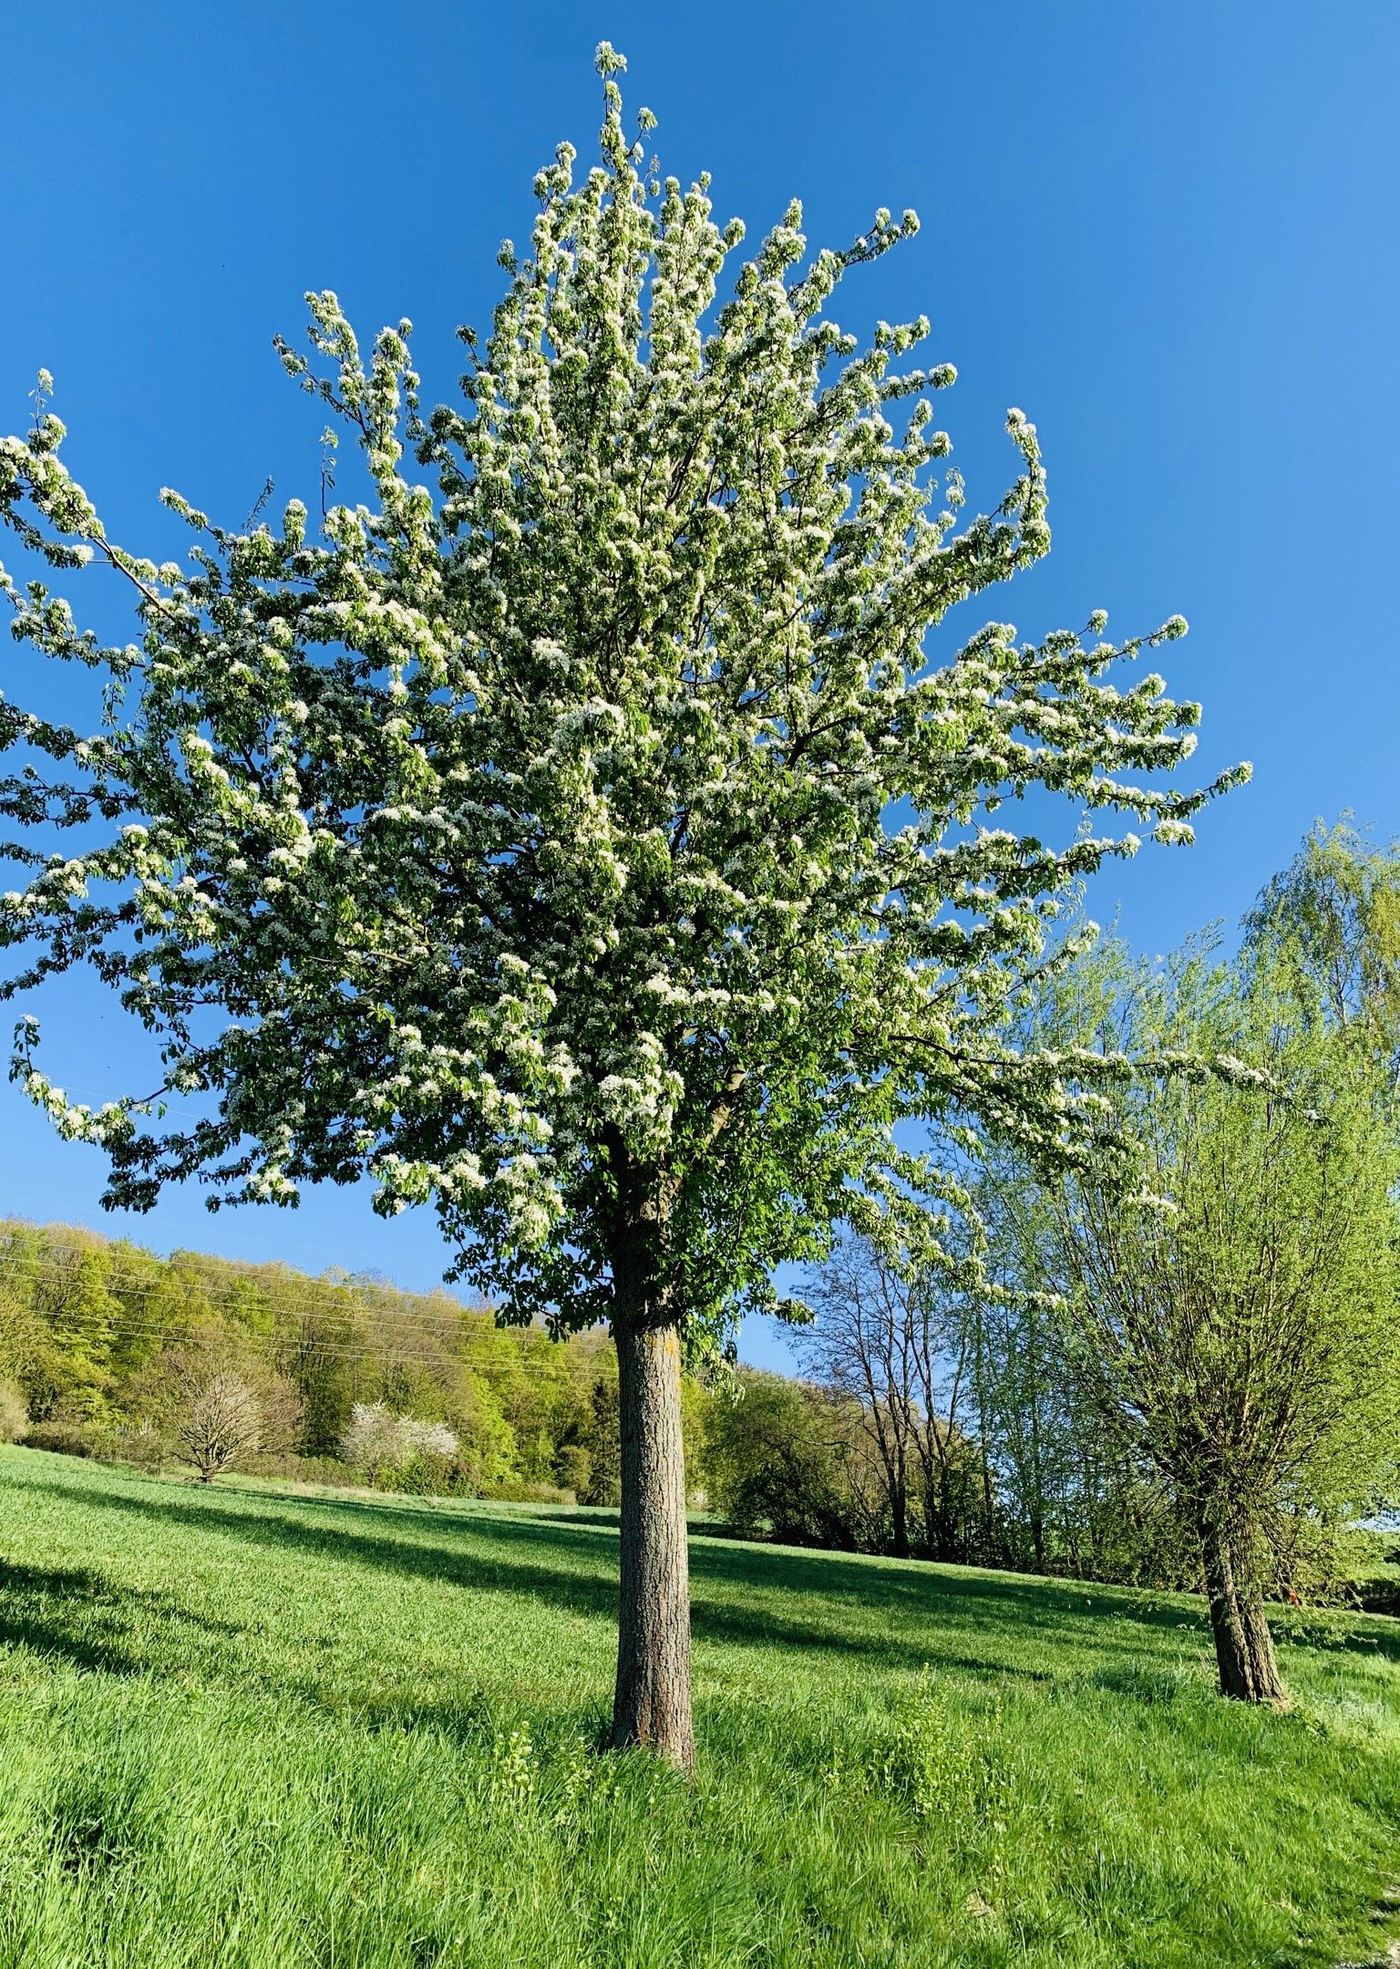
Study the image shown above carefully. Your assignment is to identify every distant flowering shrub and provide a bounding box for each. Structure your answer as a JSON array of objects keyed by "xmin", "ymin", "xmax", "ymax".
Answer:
[
  {"xmin": 340, "ymin": 1401, "xmax": 458, "ymax": 1477},
  {"xmin": 401, "ymin": 1417, "xmax": 460, "ymax": 1460},
  {"xmin": 340, "ymin": 1401, "xmax": 404, "ymax": 1472}
]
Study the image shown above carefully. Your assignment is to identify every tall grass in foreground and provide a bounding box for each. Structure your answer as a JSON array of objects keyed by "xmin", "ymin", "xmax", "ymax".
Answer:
[{"xmin": 1, "ymin": 1445, "xmax": 1397, "ymax": 1968}]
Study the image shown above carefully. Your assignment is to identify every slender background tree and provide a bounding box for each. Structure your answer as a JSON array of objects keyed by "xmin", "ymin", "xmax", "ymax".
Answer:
[
  {"xmin": 797, "ymin": 1234, "xmax": 981, "ymax": 1562},
  {"xmin": 1246, "ymin": 817, "xmax": 1400, "ymax": 1073},
  {"xmin": 0, "ymin": 49, "xmax": 1235, "ymax": 1765}
]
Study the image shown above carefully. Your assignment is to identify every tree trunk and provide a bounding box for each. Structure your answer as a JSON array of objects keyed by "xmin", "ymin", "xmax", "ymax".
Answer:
[
  {"xmin": 1027, "ymin": 1374, "xmax": 1047, "ymax": 1571},
  {"xmin": 890, "ymin": 1479, "xmax": 910, "ymax": 1560},
  {"xmin": 612, "ymin": 1311, "xmax": 694, "ymax": 1771},
  {"xmin": 1202, "ymin": 1531, "xmax": 1287, "ymax": 1704}
]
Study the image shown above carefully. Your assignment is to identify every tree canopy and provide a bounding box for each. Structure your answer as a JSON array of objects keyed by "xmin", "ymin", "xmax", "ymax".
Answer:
[{"xmin": 0, "ymin": 49, "xmax": 1238, "ymax": 1349}]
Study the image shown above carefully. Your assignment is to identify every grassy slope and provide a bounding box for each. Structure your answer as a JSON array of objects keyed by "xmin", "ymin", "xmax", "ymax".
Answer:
[{"xmin": 1, "ymin": 1448, "xmax": 1397, "ymax": 1969}]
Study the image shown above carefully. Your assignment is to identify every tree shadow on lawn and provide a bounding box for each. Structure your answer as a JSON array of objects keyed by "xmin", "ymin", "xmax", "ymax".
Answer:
[
  {"xmin": 9, "ymin": 1458, "xmax": 1205, "ymax": 1647},
  {"xmin": 63, "ymin": 1479, "xmax": 1221, "ymax": 1683},
  {"xmin": 31, "ymin": 1459, "xmax": 1398, "ymax": 1673},
  {"xmin": 0, "ymin": 1557, "xmax": 242, "ymax": 1678}
]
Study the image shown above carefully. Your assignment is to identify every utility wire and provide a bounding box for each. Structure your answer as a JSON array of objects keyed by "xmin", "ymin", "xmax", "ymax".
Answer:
[{"xmin": 0, "ymin": 1271, "xmax": 614, "ymax": 1371}]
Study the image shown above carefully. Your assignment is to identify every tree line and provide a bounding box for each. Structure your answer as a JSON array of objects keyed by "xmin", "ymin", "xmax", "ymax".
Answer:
[{"xmin": 0, "ymin": 1232, "xmax": 633, "ymax": 1502}]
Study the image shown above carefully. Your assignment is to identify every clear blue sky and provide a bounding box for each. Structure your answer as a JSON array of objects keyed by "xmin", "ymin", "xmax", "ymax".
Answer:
[{"xmin": 2, "ymin": 1, "xmax": 1397, "ymax": 1366}]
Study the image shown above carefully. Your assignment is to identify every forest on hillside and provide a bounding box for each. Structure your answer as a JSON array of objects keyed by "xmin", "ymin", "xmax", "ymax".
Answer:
[
  {"xmin": 0, "ymin": 1211, "xmax": 1169, "ymax": 1573},
  {"xmin": 0, "ymin": 1221, "xmax": 628, "ymax": 1502}
]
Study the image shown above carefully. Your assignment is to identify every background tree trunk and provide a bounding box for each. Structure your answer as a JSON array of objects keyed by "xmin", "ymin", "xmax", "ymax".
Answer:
[
  {"xmin": 1202, "ymin": 1532, "xmax": 1287, "ymax": 1703},
  {"xmin": 889, "ymin": 1476, "xmax": 910, "ymax": 1559},
  {"xmin": 612, "ymin": 1310, "xmax": 694, "ymax": 1770}
]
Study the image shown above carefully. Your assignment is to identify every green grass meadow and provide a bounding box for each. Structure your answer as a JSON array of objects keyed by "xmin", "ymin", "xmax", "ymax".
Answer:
[{"xmin": 1, "ymin": 1445, "xmax": 1398, "ymax": 1968}]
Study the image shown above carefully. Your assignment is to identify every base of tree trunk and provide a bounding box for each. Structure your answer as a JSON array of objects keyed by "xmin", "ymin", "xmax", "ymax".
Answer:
[
  {"xmin": 612, "ymin": 1315, "xmax": 694, "ymax": 1772},
  {"xmin": 1203, "ymin": 1535, "xmax": 1288, "ymax": 1704}
]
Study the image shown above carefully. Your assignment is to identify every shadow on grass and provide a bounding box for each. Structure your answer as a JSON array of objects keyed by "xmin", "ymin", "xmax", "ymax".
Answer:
[
  {"xmin": 0, "ymin": 1556, "xmax": 241, "ymax": 1676},
  {"xmin": 19, "ymin": 1458, "xmax": 1394, "ymax": 1691},
  {"xmin": 51, "ymin": 1476, "xmax": 1174, "ymax": 1678}
]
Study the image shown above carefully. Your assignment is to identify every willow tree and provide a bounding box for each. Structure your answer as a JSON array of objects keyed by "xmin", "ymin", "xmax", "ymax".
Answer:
[
  {"xmin": 0, "ymin": 48, "xmax": 1236, "ymax": 1767},
  {"xmin": 998, "ymin": 939, "xmax": 1400, "ymax": 1702}
]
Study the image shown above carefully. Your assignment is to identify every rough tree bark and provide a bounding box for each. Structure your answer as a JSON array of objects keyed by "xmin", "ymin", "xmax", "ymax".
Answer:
[
  {"xmin": 612, "ymin": 1299, "xmax": 694, "ymax": 1771},
  {"xmin": 1201, "ymin": 1530, "xmax": 1287, "ymax": 1704}
]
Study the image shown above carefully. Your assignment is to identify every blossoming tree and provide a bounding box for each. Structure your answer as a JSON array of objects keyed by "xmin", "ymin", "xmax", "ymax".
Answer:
[{"xmin": 0, "ymin": 49, "xmax": 1241, "ymax": 1766}]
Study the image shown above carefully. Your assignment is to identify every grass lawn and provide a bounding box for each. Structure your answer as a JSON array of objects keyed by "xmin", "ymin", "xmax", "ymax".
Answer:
[{"xmin": 1, "ymin": 1445, "xmax": 1397, "ymax": 1968}]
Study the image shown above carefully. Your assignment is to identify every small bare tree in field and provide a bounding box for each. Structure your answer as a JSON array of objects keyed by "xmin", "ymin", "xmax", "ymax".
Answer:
[
  {"xmin": 174, "ymin": 1365, "xmax": 262, "ymax": 1483},
  {"xmin": 162, "ymin": 1339, "xmax": 301, "ymax": 1484}
]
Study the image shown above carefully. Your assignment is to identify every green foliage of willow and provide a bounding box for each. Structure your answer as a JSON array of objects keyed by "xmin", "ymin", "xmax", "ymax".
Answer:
[{"xmin": 982, "ymin": 908, "xmax": 1400, "ymax": 1664}]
